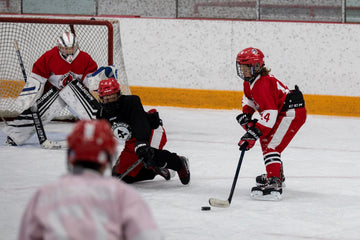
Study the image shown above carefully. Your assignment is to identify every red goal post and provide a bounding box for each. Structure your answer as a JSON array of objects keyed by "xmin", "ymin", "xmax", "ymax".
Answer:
[{"xmin": 0, "ymin": 16, "xmax": 130, "ymax": 119}]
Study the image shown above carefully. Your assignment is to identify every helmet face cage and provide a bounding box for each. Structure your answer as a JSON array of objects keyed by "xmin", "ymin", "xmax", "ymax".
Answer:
[
  {"xmin": 236, "ymin": 48, "xmax": 264, "ymax": 83},
  {"xmin": 57, "ymin": 31, "xmax": 79, "ymax": 59},
  {"xmin": 67, "ymin": 120, "xmax": 117, "ymax": 169}
]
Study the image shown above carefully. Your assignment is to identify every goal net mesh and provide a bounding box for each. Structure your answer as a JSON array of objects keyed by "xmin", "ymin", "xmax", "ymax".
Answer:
[{"xmin": 0, "ymin": 17, "xmax": 130, "ymax": 120}]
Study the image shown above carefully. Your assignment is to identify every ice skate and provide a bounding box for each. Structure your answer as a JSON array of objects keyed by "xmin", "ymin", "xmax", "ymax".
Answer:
[
  {"xmin": 5, "ymin": 136, "xmax": 17, "ymax": 146},
  {"xmin": 251, "ymin": 177, "xmax": 282, "ymax": 201},
  {"xmin": 152, "ymin": 167, "xmax": 174, "ymax": 181},
  {"xmin": 256, "ymin": 173, "xmax": 286, "ymax": 187},
  {"xmin": 177, "ymin": 156, "xmax": 190, "ymax": 185}
]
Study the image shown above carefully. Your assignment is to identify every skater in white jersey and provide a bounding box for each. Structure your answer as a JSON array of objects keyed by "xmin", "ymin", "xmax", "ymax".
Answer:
[{"xmin": 18, "ymin": 119, "xmax": 163, "ymax": 240}]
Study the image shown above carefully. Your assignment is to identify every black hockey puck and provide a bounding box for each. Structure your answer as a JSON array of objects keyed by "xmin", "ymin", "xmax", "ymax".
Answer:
[{"xmin": 201, "ymin": 206, "xmax": 211, "ymax": 211}]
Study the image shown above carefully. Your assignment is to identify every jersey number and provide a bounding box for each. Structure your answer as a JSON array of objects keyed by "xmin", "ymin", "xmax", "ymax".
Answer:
[{"xmin": 261, "ymin": 112, "xmax": 270, "ymax": 122}]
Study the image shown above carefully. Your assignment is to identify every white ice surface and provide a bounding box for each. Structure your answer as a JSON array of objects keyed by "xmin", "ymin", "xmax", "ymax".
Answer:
[{"xmin": 1, "ymin": 106, "xmax": 360, "ymax": 240}]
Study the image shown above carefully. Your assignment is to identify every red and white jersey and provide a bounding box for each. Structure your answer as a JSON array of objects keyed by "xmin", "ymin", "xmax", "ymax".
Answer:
[
  {"xmin": 18, "ymin": 170, "xmax": 162, "ymax": 240},
  {"xmin": 242, "ymin": 74, "xmax": 290, "ymax": 136},
  {"xmin": 30, "ymin": 47, "xmax": 98, "ymax": 89}
]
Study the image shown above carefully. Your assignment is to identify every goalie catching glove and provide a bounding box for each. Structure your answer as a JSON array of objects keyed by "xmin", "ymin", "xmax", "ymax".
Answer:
[
  {"xmin": 238, "ymin": 127, "xmax": 262, "ymax": 151},
  {"xmin": 86, "ymin": 65, "xmax": 118, "ymax": 91}
]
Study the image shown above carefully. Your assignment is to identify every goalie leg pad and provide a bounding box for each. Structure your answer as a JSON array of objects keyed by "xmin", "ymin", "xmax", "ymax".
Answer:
[
  {"xmin": 59, "ymin": 80, "xmax": 100, "ymax": 120},
  {"xmin": 36, "ymin": 87, "xmax": 67, "ymax": 123},
  {"xmin": 15, "ymin": 77, "xmax": 44, "ymax": 111},
  {"xmin": 3, "ymin": 87, "xmax": 66, "ymax": 145}
]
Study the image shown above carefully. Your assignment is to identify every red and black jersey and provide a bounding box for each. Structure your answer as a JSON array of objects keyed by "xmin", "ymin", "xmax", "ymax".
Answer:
[{"xmin": 97, "ymin": 95, "xmax": 153, "ymax": 144}]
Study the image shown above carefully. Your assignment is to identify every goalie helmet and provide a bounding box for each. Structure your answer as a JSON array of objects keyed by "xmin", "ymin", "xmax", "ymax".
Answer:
[
  {"xmin": 67, "ymin": 120, "xmax": 116, "ymax": 168},
  {"xmin": 57, "ymin": 31, "xmax": 79, "ymax": 63},
  {"xmin": 236, "ymin": 47, "xmax": 264, "ymax": 83},
  {"xmin": 98, "ymin": 78, "xmax": 120, "ymax": 97}
]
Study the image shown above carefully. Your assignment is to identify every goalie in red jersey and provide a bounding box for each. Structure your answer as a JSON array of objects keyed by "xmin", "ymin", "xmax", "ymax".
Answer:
[
  {"xmin": 235, "ymin": 47, "xmax": 306, "ymax": 200},
  {"xmin": 33, "ymin": 31, "xmax": 98, "ymax": 91},
  {"xmin": 3, "ymin": 31, "xmax": 102, "ymax": 148}
]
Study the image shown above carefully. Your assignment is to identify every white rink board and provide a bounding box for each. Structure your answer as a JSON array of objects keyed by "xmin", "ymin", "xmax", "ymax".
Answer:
[{"xmin": 119, "ymin": 18, "xmax": 360, "ymax": 96}]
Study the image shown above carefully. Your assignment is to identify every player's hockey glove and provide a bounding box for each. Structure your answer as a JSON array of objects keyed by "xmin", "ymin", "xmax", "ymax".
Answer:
[
  {"xmin": 236, "ymin": 113, "xmax": 257, "ymax": 131},
  {"xmin": 135, "ymin": 142, "xmax": 156, "ymax": 168},
  {"xmin": 238, "ymin": 127, "xmax": 262, "ymax": 151}
]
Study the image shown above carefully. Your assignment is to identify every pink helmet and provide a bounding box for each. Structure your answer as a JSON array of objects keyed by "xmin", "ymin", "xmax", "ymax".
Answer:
[
  {"xmin": 67, "ymin": 120, "xmax": 116, "ymax": 167},
  {"xmin": 98, "ymin": 78, "xmax": 120, "ymax": 97}
]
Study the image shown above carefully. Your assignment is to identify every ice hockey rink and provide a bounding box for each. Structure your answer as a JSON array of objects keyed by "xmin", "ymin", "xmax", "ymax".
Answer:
[{"xmin": 1, "ymin": 106, "xmax": 359, "ymax": 240}]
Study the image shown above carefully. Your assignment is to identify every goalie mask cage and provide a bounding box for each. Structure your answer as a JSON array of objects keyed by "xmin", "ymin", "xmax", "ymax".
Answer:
[{"xmin": 0, "ymin": 17, "xmax": 130, "ymax": 120}]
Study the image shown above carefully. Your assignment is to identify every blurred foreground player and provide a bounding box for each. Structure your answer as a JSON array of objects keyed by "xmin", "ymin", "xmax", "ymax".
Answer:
[
  {"xmin": 18, "ymin": 119, "xmax": 163, "ymax": 240},
  {"xmin": 97, "ymin": 78, "xmax": 190, "ymax": 185},
  {"xmin": 235, "ymin": 47, "xmax": 306, "ymax": 200}
]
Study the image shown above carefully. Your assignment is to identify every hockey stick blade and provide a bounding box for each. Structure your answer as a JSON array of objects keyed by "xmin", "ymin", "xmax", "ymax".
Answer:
[
  {"xmin": 41, "ymin": 139, "xmax": 68, "ymax": 150},
  {"xmin": 209, "ymin": 198, "xmax": 230, "ymax": 208}
]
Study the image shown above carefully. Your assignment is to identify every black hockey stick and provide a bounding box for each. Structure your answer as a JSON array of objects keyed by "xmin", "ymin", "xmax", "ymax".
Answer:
[
  {"xmin": 13, "ymin": 40, "xmax": 27, "ymax": 83},
  {"xmin": 209, "ymin": 144, "xmax": 247, "ymax": 208}
]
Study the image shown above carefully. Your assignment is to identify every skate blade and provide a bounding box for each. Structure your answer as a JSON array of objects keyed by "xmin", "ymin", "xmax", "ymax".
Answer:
[
  {"xmin": 250, "ymin": 190, "xmax": 282, "ymax": 201},
  {"xmin": 256, "ymin": 182, "xmax": 286, "ymax": 188}
]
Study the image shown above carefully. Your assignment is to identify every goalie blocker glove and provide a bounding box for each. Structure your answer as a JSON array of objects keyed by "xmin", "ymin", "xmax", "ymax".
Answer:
[{"xmin": 238, "ymin": 127, "xmax": 262, "ymax": 151}]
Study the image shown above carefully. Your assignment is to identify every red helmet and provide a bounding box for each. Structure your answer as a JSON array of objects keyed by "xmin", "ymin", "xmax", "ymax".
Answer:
[
  {"xmin": 98, "ymin": 78, "xmax": 120, "ymax": 97},
  {"xmin": 236, "ymin": 47, "xmax": 265, "ymax": 83},
  {"xmin": 67, "ymin": 119, "xmax": 116, "ymax": 167}
]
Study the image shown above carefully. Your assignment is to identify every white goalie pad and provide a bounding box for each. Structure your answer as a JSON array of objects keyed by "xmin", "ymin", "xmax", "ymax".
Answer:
[
  {"xmin": 85, "ymin": 65, "xmax": 118, "ymax": 91},
  {"xmin": 15, "ymin": 77, "xmax": 44, "ymax": 111},
  {"xmin": 59, "ymin": 80, "xmax": 100, "ymax": 120},
  {"xmin": 2, "ymin": 87, "xmax": 66, "ymax": 145}
]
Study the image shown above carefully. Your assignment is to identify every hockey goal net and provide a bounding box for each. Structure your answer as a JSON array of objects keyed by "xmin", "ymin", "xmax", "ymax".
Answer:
[{"xmin": 0, "ymin": 16, "xmax": 130, "ymax": 120}]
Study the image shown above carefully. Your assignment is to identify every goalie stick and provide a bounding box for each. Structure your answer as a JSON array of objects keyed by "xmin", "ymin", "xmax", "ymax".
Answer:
[
  {"xmin": 30, "ymin": 104, "xmax": 67, "ymax": 150},
  {"xmin": 209, "ymin": 144, "xmax": 247, "ymax": 208},
  {"xmin": 13, "ymin": 40, "xmax": 27, "ymax": 83},
  {"xmin": 13, "ymin": 40, "xmax": 66, "ymax": 149}
]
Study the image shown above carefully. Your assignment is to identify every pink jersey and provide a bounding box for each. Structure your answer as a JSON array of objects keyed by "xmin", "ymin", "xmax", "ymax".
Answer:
[
  {"xmin": 30, "ymin": 47, "xmax": 98, "ymax": 89},
  {"xmin": 18, "ymin": 170, "xmax": 162, "ymax": 240},
  {"xmin": 242, "ymin": 74, "xmax": 290, "ymax": 136}
]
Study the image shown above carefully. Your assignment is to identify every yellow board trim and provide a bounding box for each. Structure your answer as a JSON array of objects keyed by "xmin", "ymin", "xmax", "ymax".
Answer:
[{"xmin": 130, "ymin": 86, "xmax": 360, "ymax": 117}]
